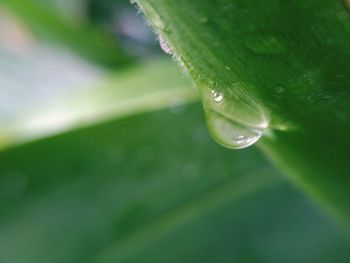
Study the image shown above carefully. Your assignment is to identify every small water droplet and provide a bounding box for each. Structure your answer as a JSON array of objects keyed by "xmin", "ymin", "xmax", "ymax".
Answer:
[
  {"xmin": 202, "ymin": 86, "xmax": 269, "ymax": 149},
  {"xmin": 244, "ymin": 34, "xmax": 288, "ymax": 55},
  {"xmin": 206, "ymin": 111, "xmax": 264, "ymax": 149},
  {"xmin": 158, "ymin": 35, "xmax": 172, "ymax": 54},
  {"xmin": 210, "ymin": 89, "xmax": 224, "ymax": 103},
  {"xmin": 225, "ymin": 66, "xmax": 231, "ymax": 70}
]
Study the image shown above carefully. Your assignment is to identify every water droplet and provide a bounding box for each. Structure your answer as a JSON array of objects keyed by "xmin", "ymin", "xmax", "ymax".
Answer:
[
  {"xmin": 205, "ymin": 111, "xmax": 264, "ymax": 149},
  {"xmin": 158, "ymin": 35, "xmax": 172, "ymax": 54},
  {"xmin": 244, "ymin": 34, "xmax": 288, "ymax": 55},
  {"xmin": 202, "ymin": 86, "xmax": 269, "ymax": 149},
  {"xmin": 210, "ymin": 89, "xmax": 224, "ymax": 103}
]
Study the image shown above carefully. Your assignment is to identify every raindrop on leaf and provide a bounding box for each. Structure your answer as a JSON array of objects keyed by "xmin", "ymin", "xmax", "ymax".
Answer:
[
  {"xmin": 202, "ymin": 86, "xmax": 269, "ymax": 149},
  {"xmin": 205, "ymin": 111, "xmax": 265, "ymax": 149}
]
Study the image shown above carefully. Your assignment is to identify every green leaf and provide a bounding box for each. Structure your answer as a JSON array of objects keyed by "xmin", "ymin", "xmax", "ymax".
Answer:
[
  {"xmin": 0, "ymin": 104, "xmax": 349, "ymax": 263},
  {"xmin": 135, "ymin": 0, "xmax": 350, "ymax": 224},
  {"xmin": 0, "ymin": 59, "xmax": 197, "ymax": 149}
]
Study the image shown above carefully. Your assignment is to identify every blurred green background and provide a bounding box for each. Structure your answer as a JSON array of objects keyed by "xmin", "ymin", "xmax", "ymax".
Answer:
[{"xmin": 0, "ymin": 0, "xmax": 349, "ymax": 262}]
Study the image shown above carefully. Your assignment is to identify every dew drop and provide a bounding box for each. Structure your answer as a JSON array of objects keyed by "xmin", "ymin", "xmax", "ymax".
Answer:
[
  {"xmin": 158, "ymin": 35, "xmax": 172, "ymax": 54},
  {"xmin": 202, "ymin": 86, "xmax": 269, "ymax": 149},
  {"xmin": 210, "ymin": 89, "xmax": 224, "ymax": 103},
  {"xmin": 206, "ymin": 111, "xmax": 264, "ymax": 149}
]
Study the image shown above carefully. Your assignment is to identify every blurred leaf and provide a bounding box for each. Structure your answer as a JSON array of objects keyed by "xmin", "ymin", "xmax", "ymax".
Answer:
[
  {"xmin": 135, "ymin": 0, "xmax": 350, "ymax": 225},
  {"xmin": 0, "ymin": 104, "xmax": 349, "ymax": 263},
  {"xmin": 0, "ymin": 59, "xmax": 197, "ymax": 149},
  {"xmin": 86, "ymin": 0, "xmax": 160, "ymax": 56},
  {"xmin": 1, "ymin": 0, "xmax": 130, "ymax": 66}
]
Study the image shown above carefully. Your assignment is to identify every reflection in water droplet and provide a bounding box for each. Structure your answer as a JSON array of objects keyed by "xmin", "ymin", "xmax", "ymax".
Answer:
[
  {"xmin": 244, "ymin": 34, "xmax": 288, "ymax": 55},
  {"xmin": 210, "ymin": 89, "xmax": 224, "ymax": 103},
  {"xmin": 158, "ymin": 35, "xmax": 172, "ymax": 54},
  {"xmin": 203, "ymin": 86, "xmax": 268, "ymax": 149},
  {"xmin": 206, "ymin": 111, "xmax": 264, "ymax": 149}
]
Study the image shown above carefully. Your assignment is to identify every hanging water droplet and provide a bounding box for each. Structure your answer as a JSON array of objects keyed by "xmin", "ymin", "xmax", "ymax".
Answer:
[
  {"xmin": 202, "ymin": 86, "xmax": 269, "ymax": 149},
  {"xmin": 205, "ymin": 111, "xmax": 264, "ymax": 149},
  {"xmin": 210, "ymin": 89, "xmax": 224, "ymax": 103},
  {"xmin": 158, "ymin": 35, "xmax": 173, "ymax": 54}
]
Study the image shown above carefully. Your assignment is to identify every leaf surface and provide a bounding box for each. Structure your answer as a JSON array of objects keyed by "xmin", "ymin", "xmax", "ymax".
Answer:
[
  {"xmin": 136, "ymin": 0, "xmax": 350, "ymax": 224},
  {"xmin": 0, "ymin": 104, "xmax": 349, "ymax": 263}
]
